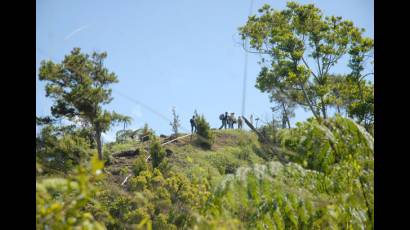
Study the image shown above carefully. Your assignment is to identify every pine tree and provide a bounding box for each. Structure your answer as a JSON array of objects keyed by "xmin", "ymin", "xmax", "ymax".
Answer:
[{"xmin": 169, "ymin": 106, "xmax": 181, "ymax": 136}]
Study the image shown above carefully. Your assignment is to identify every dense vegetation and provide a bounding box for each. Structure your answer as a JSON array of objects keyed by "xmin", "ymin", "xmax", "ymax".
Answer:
[{"xmin": 36, "ymin": 2, "xmax": 373, "ymax": 229}]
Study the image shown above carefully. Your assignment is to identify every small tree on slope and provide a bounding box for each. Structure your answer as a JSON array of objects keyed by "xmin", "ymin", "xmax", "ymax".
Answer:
[{"xmin": 195, "ymin": 115, "xmax": 214, "ymax": 149}]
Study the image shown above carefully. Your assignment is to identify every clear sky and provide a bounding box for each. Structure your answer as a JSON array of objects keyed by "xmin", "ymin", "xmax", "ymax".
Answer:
[{"xmin": 36, "ymin": 0, "xmax": 374, "ymax": 142}]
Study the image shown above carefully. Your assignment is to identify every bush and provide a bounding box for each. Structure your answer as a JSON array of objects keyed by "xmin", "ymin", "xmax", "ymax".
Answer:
[
  {"xmin": 200, "ymin": 159, "xmax": 373, "ymax": 229},
  {"xmin": 278, "ymin": 115, "xmax": 373, "ymax": 174},
  {"xmin": 132, "ymin": 155, "xmax": 148, "ymax": 176},
  {"xmin": 150, "ymin": 138, "xmax": 165, "ymax": 168},
  {"xmin": 36, "ymin": 155, "xmax": 106, "ymax": 229},
  {"xmin": 195, "ymin": 115, "xmax": 214, "ymax": 149},
  {"xmin": 205, "ymin": 151, "xmax": 242, "ymax": 175},
  {"xmin": 36, "ymin": 125, "xmax": 93, "ymax": 173}
]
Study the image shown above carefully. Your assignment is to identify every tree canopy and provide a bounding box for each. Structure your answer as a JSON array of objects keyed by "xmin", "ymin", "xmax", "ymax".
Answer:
[
  {"xmin": 39, "ymin": 48, "xmax": 131, "ymax": 160},
  {"xmin": 240, "ymin": 2, "xmax": 373, "ymax": 124}
]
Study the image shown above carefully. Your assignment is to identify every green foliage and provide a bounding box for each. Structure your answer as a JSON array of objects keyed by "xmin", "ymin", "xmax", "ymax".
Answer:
[
  {"xmin": 204, "ymin": 145, "xmax": 264, "ymax": 175},
  {"xmin": 115, "ymin": 129, "xmax": 137, "ymax": 143},
  {"xmin": 240, "ymin": 2, "xmax": 373, "ymax": 121},
  {"xmin": 200, "ymin": 158, "xmax": 372, "ymax": 229},
  {"xmin": 119, "ymin": 167, "xmax": 130, "ymax": 177},
  {"xmin": 37, "ymin": 115, "xmax": 373, "ymax": 229},
  {"xmin": 150, "ymin": 138, "xmax": 165, "ymax": 169},
  {"xmin": 39, "ymin": 48, "xmax": 131, "ymax": 160},
  {"xmin": 278, "ymin": 115, "xmax": 373, "ymax": 174},
  {"xmin": 36, "ymin": 116, "xmax": 56, "ymax": 126},
  {"xmin": 195, "ymin": 114, "xmax": 214, "ymax": 149},
  {"xmin": 133, "ymin": 155, "xmax": 149, "ymax": 176},
  {"xmin": 37, "ymin": 39, "xmax": 373, "ymax": 230},
  {"xmin": 192, "ymin": 115, "xmax": 373, "ymax": 229},
  {"xmin": 105, "ymin": 167, "xmax": 210, "ymax": 229},
  {"xmin": 104, "ymin": 140, "xmax": 141, "ymax": 155},
  {"xmin": 36, "ymin": 154, "xmax": 106, "ymax": 229},
  {"xmin": 36, "ymin": 124, "xmax": 94, "ymax": 173},
  {"xmin": 169, "ymin": 106, "xmax": 181, "ymax": 136},
  {"xmin": 205, "ymin": 150, "xmax": 242, "ymax": 174},
  {"xmin": 167, "ymin": 130, "xmax": 264, "ymax": 187}
]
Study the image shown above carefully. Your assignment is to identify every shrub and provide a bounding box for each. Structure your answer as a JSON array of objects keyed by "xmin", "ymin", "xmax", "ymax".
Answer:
[
  {"xmin": 195, "ymin": 115, "xmax": 214, "ymax": 149},
  {"xmin": 132, "ymin": 155, "xmax": 148, "ymax": 176},
  {"xmin": 169, "ymin": 106, "xmax": 181, "ymax": 136},
  {"xmin": 278, "ymin": 115, "xmax": 373, "ymax": 174},
  {"xmin": 36, "ymin": 155, "xmax": 106, "ymax": 229},
  {"xmin": 150, "ymin": 138, "xmax": 165, "ymax": 168},
  {"xmin": 201, "ymin": 159, "xmax": 373, "ymax": 229},
  {"xmin": 36, "ymin": 125, "xmax": 93, "ymax": 173},
  {"xmin": 205, "ymin": 151, "xmax": 242, "ymax": 175}
]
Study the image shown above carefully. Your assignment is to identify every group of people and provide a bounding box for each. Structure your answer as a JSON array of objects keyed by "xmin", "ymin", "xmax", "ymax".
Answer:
[
  {"xmin": 188, "ymin": 112, "xmax": 245, "ymax": 134},
  {"xmin": 219, "ymin": 112, "xmax": 243, "ymax": 130}
]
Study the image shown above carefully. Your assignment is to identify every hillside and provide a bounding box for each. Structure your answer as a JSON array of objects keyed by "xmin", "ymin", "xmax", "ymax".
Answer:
[
  {"xmin": 36, "ymin": 2, "xmax": 373, "ymax": 228},
  {"xmin": 104, "ymin": 130, "xmax": 264, "ymax": 191},
  {"xmin": 37, "ymin": 116, "xmax": 373, "ymax": 229}
]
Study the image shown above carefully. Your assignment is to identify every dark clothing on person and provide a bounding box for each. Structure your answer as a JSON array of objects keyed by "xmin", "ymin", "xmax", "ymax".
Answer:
[
  {"xmin": 228, "ymin": 119, "xmax": 233, "ymax": 129},
  {"xmin": 190, "ymin": 118, "xmax": 196, "ymax": 133},
  {"xmin": 238, "ymin": 117, "xmax": 243, "ymax": 129},
  {"xmin": 219, "ymin": 112, "xmax": 228, "ymax": 130},
  {"xmin": 227, "ymin": 117, "xmax": 231, "ymax": 129},
  {"xmin": 219, "ymin": 119, "xmax": 227, "ymax": 130},
  {"xmin": 228, "ymin": 113, "xmax": 236, "ymax": 129}
]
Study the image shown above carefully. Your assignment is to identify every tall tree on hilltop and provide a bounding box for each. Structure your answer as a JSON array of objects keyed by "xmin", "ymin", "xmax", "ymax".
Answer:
[
  {"xmin": 169, "ymin": 106, "xmax": 181, "ymax": 136},
  {"xmin": 346, "ymin": 35, "xmax": 374, "ymax": 129},
  {"xmin": 39, "ymin": 48, "xmax": 131, "ymax": 160},
  {"xmin": 256, "ymin": 67, "xmax": 296, "ymax": 129},
  {"xmin": 239, "ymin": 2, "xmax": 374, "ymax": 121}
]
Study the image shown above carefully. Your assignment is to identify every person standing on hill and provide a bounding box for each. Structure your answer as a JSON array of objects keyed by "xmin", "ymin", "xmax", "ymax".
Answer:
[
  {"xmin": 219, "ymin": 112, "xmax": 228, "ymax": 129},
  {"xmin": 226, "ymin": 114, "xmax": 231, "ymax": 129},
  {"xmin": 237, "ymin": 116, "xmax": 243, "ymax": 129},
  {"xmin": 190, "ymin": 115, "xmax": 197, "ymax": 133},
  {"xmin": 229, "ymin": 113, "xmax": 236, "ymax": 129}
]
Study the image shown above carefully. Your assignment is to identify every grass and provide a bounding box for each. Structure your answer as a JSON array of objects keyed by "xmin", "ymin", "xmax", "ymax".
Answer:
[
  {"xmin": 103, "ymin": 129, "xmax": 265, "ymax": 189},
  {"xmin": 165, "ymin": 130, "xmax": 264, "ymax": 188}
]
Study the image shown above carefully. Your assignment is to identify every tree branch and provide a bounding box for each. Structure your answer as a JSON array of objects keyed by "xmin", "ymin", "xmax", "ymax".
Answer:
[{"xmin": 301, "ymin": 57, "xmax": 320, "ymax": 82}]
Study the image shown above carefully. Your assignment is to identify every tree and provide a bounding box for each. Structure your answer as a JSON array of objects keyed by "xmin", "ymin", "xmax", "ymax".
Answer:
[
  {"xmin": 272, "ymin": 103, "xmax": 295, "ymax": 129},
  {"xmin": 343, "ymin": 79, "xmax": 374, "ymax": 130},
  {"xmin": 39, "ymin": 48, "xmax": 131, "ymax": 160},
  {"xmin": 346, "ymin": 38, "xmax": 374, "ymax": 130},
  {"xmin": 239, "ymin": 2, "xmax": 373, "ymax": 120},
  {"xmin": 36, "ymin": 116, "xmax": 56, "ymax": 126},
  {"xmin": 257, "ymin": 67, "xmax": 296, "ymax": 129},
  {"xmin": 150, "ymin": 138, "xmax": 165, "ymax": 168},
  {"xmin": 195, "ymin": 115, "xmax": 213, "ymax": 149},
  {"xmin": 36, "ymin": 123, "xmax": 94, "ymax": 173},
  {"xmin": 169, "ymin": 106, "xmax": 181, "ymax": 136},
  {"xmin": 325, "ymin": 74, "xmax": 374, "ymax": 131}
]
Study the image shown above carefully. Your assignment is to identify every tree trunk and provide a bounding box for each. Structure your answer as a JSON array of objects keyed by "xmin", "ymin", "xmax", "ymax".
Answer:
[
  {"xmin": 300, "ymin": 83, "xmax": 320, "ymax": 120},
  {"xmin": 321, "ymin": 106, "xmax": 327, "ymax": 119},
  {"xmin": 357, "ymin": 81, "xmax": 366, "ymax": 124},
  {"xmin": 281, "ymin": 102, "xmax": 291, "ymax": 129},
  {"xmin": 95, "ymin": 124, "xmax": 103, "ymax": 160},
  {"xmin": 242, "ymin": 116, "xmax": 286, "ymax": 162},
  {"xmin": 282, "ymin": 114, "xmax": 287, "ymax": 129},
  {"xmin": 286, "ymin": 117, "xmax": 291, "ymax": 129},
  {"xmin": 320, "ymin": 97, "xmax": 327, "ymax": 119}
]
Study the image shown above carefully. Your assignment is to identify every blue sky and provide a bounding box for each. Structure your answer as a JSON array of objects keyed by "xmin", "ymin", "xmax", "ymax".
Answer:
[{"xmin": 36, "ymin": 0, "xmax": 373, "ymax": 142}]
